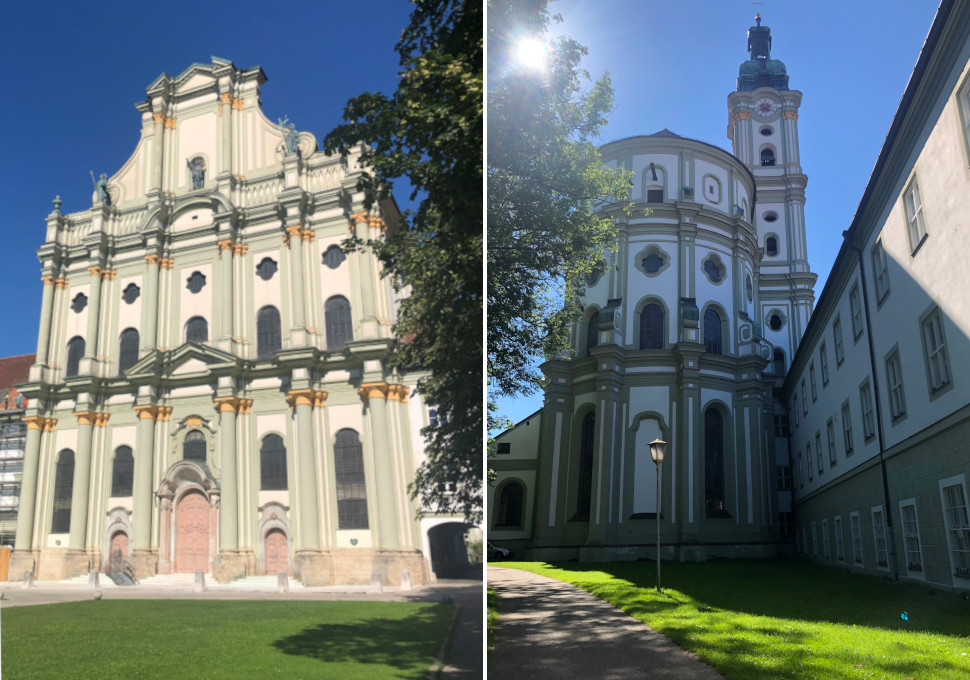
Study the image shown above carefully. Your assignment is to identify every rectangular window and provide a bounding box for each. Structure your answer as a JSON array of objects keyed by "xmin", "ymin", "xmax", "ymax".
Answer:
[
  {"xmin": 899, "ymin": 499, "xmax": 923, "ymax": 573},
  {"xmin": 886, "ymin": 349, "xmax": 906, "ymax": 420},
  {"xmin": 801, "ymin": 380, "xmax": 808, "ymax": 415},
  {"xmin": 815, "ymin": 432, "xmax": 823, "ymax": 475},
  {"xmin": 780, "ymin": 512, "xmax": 794, "ymax": 537},
  {"xmin": 833, "ymin": 317, "xmax": 845, "ymax": 365},
  {"xmin": 940, "ymin": 477, "xmax": 970, "ymax": 578},
  {"xmin": 872, "ymin": 506, "xmax": 888, "ymax": 568},
  {"xmin": 797, "ymin": 452, "xmax": 804, "ymax": 488},
  {"xmin": 806, "ymin": 445, "xmax": 813, "ymax": 481},
  {"xmin": 842, "ymin": 401, "xmax": 854, "ymax": 456},
  {"xmin": 826, "ymin": 418, "xmax": 837, "ymax": 467},
  {"xmin": 793, "ymin": 396, "xmax": 799, "ymax": 428},
  {"xmin": 773, "ymin": 414, "xmax": 789, "ymax": 438},
  {"xmin": 647, "ymin": 188, "xmax": 664, "ymax": 203},
  {"xmin": 778, "ymin": 465, "xmax": 792, "ymax": 491},
  {"xmin": 850, "ymin": 513, "xmax": 864, "ymax": 564},
  {"xmin": 810, "ymin": 364, "xmax": 818, "ymax": 401},
  {"xmin": 820, "ymin": 342, "xmax": 829, "ymax": 385},
  {"xmin": 834, "ymin": 515, "xmax": 846, "ymax": 562},
  {"xmin": 921, "ymin": 307, "xmax": 951, "ymax": 393},
  {"xmin": 850, "ymin": 284, "xmax": 864, "ymax": 340},
  {"xmin": 871, "ymin": 240, "xmax": 890, "ymax": 302},
  {"xmin": 811, "ymin": 521, "xmax": 818, "ymax": 558},
  {"xmin": 496, "ymin": 442, "xmax": 511, "ymax": 454},
  {"xmin": 903, "ymin": 176, "xmax": 928, "ymax": 253},
  {"xmin": 822, "ymin": 519, "xmax": 831, "ymax": 559},
  {"xmin": 860, "ymin": 379, "xmax": 876, "ymax": 440}
]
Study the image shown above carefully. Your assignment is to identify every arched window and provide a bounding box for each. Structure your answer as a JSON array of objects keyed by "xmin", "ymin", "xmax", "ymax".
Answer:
[
  {"xmin": 704, "ymin": 309, "xmax": 723, "ymax": 355},
  {"xmin": 185, "ymin": 316, "xmax": 208, "ymax": 343},
  {"xmin": 585, "ymin": 310, "xmax": 600, "ymax": 357},
  {"xmin": 66, "ymin": 336, "xmax": 85, "ymax": 378},
  {"xmin": 640, "ymin": 303, "xmax": 664, "ymax": 350},
  {"xmin": 495, "ymin": 481, "xmax": 525, "ymax": 527},
  {"xmin": 704, "ymin": 408, "xmax": 730, "ymax": 518},
  {"xmin": 575, "ymin": 412, "xmax": 595, "ymax": 521},
  {"xmin": 773, "ymin": 348, "xmax": 786, "ymax": 376},
  {"xmin": 335, "ymin": 429, "xmax": 368, "ymax": 529},
  {"xmin": 118, "ymin": 328, "xmax": 139, "ymax": 374},
  {"xmin": 111, "ymin": 446, "xmax": 134, "ymax": 497},
  {"xmin": 51, "ymin": 449, "xmax": 74, "ymax": 533},
  {"xmin": 183, "ymin": 430, "xmax": 206, "ymax": 462},
  {"xmin": 325, "ymin": 296, "xmax": 353, "ymax": 350},
  {"xmin": 703, "ymin": 258, "xmax": 722, "ymax": 283},
  {"xmin": 766, "ymin": 236, "xmax": 779, "ymax": 257},
  {"xmin": 256, "ymin": 306, "xmax": 282, "ymax": 359},
  {"xmin": 260, "ymin": 434, "xmax": 287, "ymax": 490},
  {"xmin": 761, "ymin": 148, "xmax": 776, "ymax": 166}
]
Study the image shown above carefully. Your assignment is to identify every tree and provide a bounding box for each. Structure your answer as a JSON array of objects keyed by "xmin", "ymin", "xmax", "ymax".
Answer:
[
  {"xmin": 487, "ymin": 0, "xmax": 631, "ymax": 413},
  {"xmin": 324, "ymin": 0, "xmax": 483, "ymax": 523}
]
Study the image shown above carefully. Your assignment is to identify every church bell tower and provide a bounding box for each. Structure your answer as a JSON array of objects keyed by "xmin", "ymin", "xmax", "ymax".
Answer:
[{"xmin": 727, "ymin": 14, "xmax": 816, "ymax": 364}]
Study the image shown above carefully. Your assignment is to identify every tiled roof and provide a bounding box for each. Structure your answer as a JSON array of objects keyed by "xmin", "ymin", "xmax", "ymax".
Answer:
[{"xmin": 0, "ymin": 354, "xmax": 35, "ymax": 409}]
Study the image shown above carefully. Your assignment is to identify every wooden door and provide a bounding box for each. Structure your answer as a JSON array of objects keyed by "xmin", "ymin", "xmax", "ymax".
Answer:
[
  {"xmin": 264, "ymin": 529, "xmax": 288, "ymax": 575},
  {"xmin": 176, "ymin": 491, "xmax": 209, "ymax": 573},
  {"xmin": 108, "ymin": 531, "xmax": 129, "ymax": 572}
]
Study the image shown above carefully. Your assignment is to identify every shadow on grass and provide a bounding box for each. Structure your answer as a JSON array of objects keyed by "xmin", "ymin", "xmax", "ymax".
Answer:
[{"xmin": 272, "ymin": 609, "xmax": 445, "ymax": 671}]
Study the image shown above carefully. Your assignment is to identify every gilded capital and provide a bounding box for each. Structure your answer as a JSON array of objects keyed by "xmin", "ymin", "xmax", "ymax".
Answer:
[
  {"xmin": 164, "ymin": 116, "xmax": 177, "ymax": 129},
  {"xmin": 358, "ymin": 382, "xmax": 390, "ymax": 402},
  {"xmin": 145, "ymin": 254, "xmax": 161, "ymax": 267},
  {"xmin": 43, "ymin": 418, "xmax": 58, "ymax": 432},
  {"xmin": 41, "ymin": 275, "xmax": 55, "ymax": 287},
  {"xmin": 300, "ymin": 228, "xmax": 315, "ymax": 241},
  {"xmin": 312, "ymin": 391, "xmax": 328, "ymax": 408},
  {"xmin": 54, "ymin": 278, "xmax": 70, "ymax": 289},
  {"xmin": 23, "ymin": 416, "xmax": 45, "ymax": 431},
  {"xmin": 87, "ymin": 265, "xmax": 103, "ymax": 278},
  {"xmin": 387, "ymin": 385, "xmax": 410, "ymax": 402},
  {"xmin": 133, "ymin": 404, "xmax": 159, "ymax": 420},
  {"xmin": 157, "ymin": 406, "xmax": 173, "ymax": 421},
  {"xmin": 217, "ymin": 239, "xmax": 235, "ymax": 255},
  {"xmin": 94, "ymin": 413, "xmax": 111, "ymax": 427},
  {"xmin": 285, "ymin": 389, "xmax": 315, "ymax": 409},
  {"xmin": 367, "ymin": 216, "xmax": 386, "ymax": 231},
  {"xmin": 232, "ymin": 244, "xmax": 248, "ymax": 256},
  {"xmin": 72, "ymin": 410, "xmax": 98, "ymax": 427},
  {"xmin": 220, "ymin": 93, "xmax": 233, "ymax": 104},
  {"xmin": 238, "ymin": 399, "xmax": 253, "ymax": 414},
  {"xmin": 153, "ymin": 112, "xmax": 165, "ymax": 124},
  {"xmin": 160, "ymin": 258, "xmax": 175, "ymax": 269},
  {"xmin": 102, "ymin": 269, "xmax": 117, "ymax": 280},
  {"xmin": 231, "ymin": 97, "xmax": 244, "ymax": 110},
  {"xmin": 782, "ymin": 110, "xmax": 799, "ymax": 120},
  {"xmin": 213, "ymin": 396, "xmax": 241, "ymax": 414}
]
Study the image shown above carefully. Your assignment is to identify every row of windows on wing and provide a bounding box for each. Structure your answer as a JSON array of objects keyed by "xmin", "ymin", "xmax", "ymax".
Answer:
[
  {"xmin": 50, "ymin": 428, "xmax": 370, "ymax": 533},
  {"xmin": 63, "ymin": 297, "xmax": 355, "ymax": 378},
  {"xmin": 533, "ymin": 408, "xmax": 731, "ymax": 525},
  {"xmin": 584, "ymin": 305, "xmax": 728, "ymax": 354},
  {"xmin": 68, "ymin": 247, "xmax": 348, "ymax": 313}
]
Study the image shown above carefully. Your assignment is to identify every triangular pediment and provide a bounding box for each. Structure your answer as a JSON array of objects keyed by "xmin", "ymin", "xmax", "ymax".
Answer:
[{"xmin": 124, "ymin": 343, "xmax": 239, "ymax": 379}]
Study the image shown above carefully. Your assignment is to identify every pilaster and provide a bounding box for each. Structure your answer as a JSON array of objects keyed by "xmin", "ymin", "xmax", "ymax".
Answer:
[{"xmin": 359, "ymin": 381, "xmax": 400, "ymax": 550}]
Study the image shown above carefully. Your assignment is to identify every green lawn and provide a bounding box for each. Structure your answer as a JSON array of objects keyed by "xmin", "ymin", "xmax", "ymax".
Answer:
[
  {"xmin": 1, "ymin": 600, "xmax": 452, "ymax": 679},
  {"xmin": 498, "ymin": 559, "xmax": 970, "ymax": 680},
  {"xmin": 487, "ymin": 586, "xmax": 499, "ymax": 652}
]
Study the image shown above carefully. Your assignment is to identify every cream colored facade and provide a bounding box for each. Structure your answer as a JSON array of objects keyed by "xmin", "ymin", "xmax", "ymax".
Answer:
[{"xmin": 11, "ymin": 58, "xmax": 467, "ymax": 585}]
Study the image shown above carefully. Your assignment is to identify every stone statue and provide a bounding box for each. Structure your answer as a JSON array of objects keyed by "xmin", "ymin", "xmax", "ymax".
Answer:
[
  {"xmin": 90, "ymin": 171, "xmax": 111, "ymax": 205},
  {"xmin": 277, "ymin": 116, "xmax": 301, "ymax": 157},
  {"xmin": 187, "ymin": 157, "xmax": 206, "ymax": 189}
]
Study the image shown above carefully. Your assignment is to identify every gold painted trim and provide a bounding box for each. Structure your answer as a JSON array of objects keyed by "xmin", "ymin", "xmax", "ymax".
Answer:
[
  {"xmin": 285, "ymin": 389, "xmax": 315, "ymax": 409},
  {"xmin": 94, "ymin": 413, "xmax": 110, "ymax": 427},
  {"xmin": 102, "ymin": 269, "xmax": 117, "ymax": 280},
  {"xmin": 23, "ymin": 416, "xmax": 45, "ymax": 431},
  {"xmin": 312, "ymin": 391, "xmax": 328, "ymax": 408},
  {"xmin": 387, "ymin": 385, "xmax": 410, "ymax": 403},
  {"xmin": 41, "ymin": 275, "xmax": 55, "ymax": 287},
  {"xmin": 87, "ymin": 266, "xmax": 103, "ymax": 278},
  {"xmin": 358, "ymin": 382, "xmax": 390, "ymax": 402},
  {"xmin": 153, "ymin": 112, "xmax": 165, "ymax": 124},
  {"xmin": 72, "ymin": 410, "xmax": 98, "ymax": 427},
  {"xmin": 238, "ymin": 399, "xmax": 253, "ymax": 415},
  {"xmin": 157, "ymin": 406, "xmax": 172, "ymax": 421},
  {"xmin": 54, "ymin": 278, "xmax": 70, "ymax": 289},
  {"xmin": 43, "ymin": 418, "xmax": 58, "ymax": 432},
  {"xmin": 160, "ymin": 258, "xmax": 175, "ymax": 269},
  {"xmin": 213, "ymin": 396, "xmax": 241, "ymax": 414},
  {"xmin": 367, "ymin": 217, "xmax": 385, "ymax": 231},
  {"xmin": 134, "ymin": 404, "xmax": 159, "ymax": 420},
  {"xmin": 145, "ymin": 254, "xmax": 161, "ymax": 267},
  {"xmin": 185, "ymin": 415, "xmax": 204, "ymax": 427},
  {"xmin": 782, "ymin": 110, "xmax": 799, "ymax": 120},
  {"xmin": 164, "ymin": 117, "xmax": 177, "ymax": 129},
  {"xmin": 231, "ymin": 97, "xmax": 244, "ymax": 110},
  {"xmin": 232, "ymin": 244, "xmax": 248, "ymax": 256}
]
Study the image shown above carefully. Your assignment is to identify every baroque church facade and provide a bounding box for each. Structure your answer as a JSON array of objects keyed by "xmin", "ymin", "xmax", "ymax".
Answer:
[
  {"xmin": 491, "ymin": 17, "xmax": 816, "ymax": 560},
  {"xmin": 11, "ymin": 58, "xmax": 464, "ymax": 585}
]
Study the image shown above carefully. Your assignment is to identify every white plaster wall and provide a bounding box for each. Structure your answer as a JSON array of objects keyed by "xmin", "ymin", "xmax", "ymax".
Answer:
[
  {"xmin": 494, "ymin": 412, "xmax": 541, "ymax": 461},
  {"xmin": 256, "ymin": 413, "xmax": 287, "ymax": 439},
  {"xmin": 631, "ymin": 153, "xmax": 679, "ymax": 201},
  {"xmin": 177, "ymin": 113, "xmax": 218, "ymax": 191},
  {"xmin": 117, "ymin": 276, "xmax": 143, "ymax": 334},
  {"xmin": 625, "ymin": 236, "xmax": 679, "ymax": 346},
  {"xmin": 171, "ymin": 208, "xmax": 215, "ymax": 234},
  {"xmin": 110, "ymin": 426, "xmax": 136, "ymax": 449},
  {"xmin": 65, "ymin": 283, "xmax": 91, "ymax": 341},
  {"xmin": 316, "ymin": 237, "xmax": 353, "ymax": 302},
  {"xmin": 112, "ymin": 137, "xmax": 149, "ymax": 204},
  {"xmin": 178, "ymin": 263, "xmax": 212, "ymax": 342},
  {"xmin": 700, "ymin": 389, "xmax": 733, "ymax": 413},
  {"xmin": 695, "ymin": 243, "xmax": 735, "ymax": 350},
  {"xmin": 695, "ymin": 159, "xmax": 728, "ymax": 213},
  {"xmin": 252, "ymin": 249, "xmax": 283, "ymax": 311},
  {"xmin": 632, "ymin": 417, "xmax": 663, "ymax": 514}
]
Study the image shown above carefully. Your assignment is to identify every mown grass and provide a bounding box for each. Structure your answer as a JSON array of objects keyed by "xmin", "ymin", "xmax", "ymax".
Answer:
[
  {"xmin": 500, "ymin": 559, "xmax": 970, "ymax": 680},
  {"xmin": 487, "ymin": 586, "xmax": 499, "ymax": 652},
  {"xmin": 1, "ymin": 599, "xmax": 451, "ymax": 679}
]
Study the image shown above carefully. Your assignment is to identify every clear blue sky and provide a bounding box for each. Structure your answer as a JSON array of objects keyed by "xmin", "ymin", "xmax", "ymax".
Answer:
[
  {"xmin": 491, "ymin": 0, "xmax": 942, "ymax": 429},
  {"xmin": 0, "ymin": 0, "xmax": 414, "ymax": 358}
]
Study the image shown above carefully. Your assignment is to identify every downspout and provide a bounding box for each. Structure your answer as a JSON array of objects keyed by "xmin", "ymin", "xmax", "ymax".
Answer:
[{"xmin": 842, "ymin": 232, "xmax": 899, "ymax": 581}]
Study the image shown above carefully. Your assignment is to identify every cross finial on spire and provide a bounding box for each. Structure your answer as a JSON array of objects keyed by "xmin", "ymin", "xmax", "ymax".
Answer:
[{"xmin": 754, "ymin": 0, "xmax": 764, "ymax": 24}]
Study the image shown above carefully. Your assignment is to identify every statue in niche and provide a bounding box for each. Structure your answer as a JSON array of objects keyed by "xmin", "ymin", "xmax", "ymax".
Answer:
[
  {"xmin": 187, "ymin": 157, "xmax": 206, "ymax": 189},
  {"xmin": 90, "ymin": 171, "xmax": 111, "ymax": 205},
  {"xmin": 276, "ymin": 116, "xmax": 301, "ymax": 157}
]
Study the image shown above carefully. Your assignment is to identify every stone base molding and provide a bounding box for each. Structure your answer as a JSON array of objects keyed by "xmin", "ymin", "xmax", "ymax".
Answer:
[
  {"xmin": 332, "ymin": 548, "xmax": 431, "ymax": 586},
  {"xmin": 293, "ymin": 550, "xmax": 334, "ymax": 586},
  {"xmin": 129, "ymin": 549, "xmax": 159, "ymax": 581},
  {"xmin": 35, "ymin": 548, "xmax": 97, "ymax": 581},
  {"xmin": 8, "ymin": 550, "xmax": 39, "ymax": 581},
  {"xmin": 212, "ymin": 550, "xmax": 256, "ymax": 583}
]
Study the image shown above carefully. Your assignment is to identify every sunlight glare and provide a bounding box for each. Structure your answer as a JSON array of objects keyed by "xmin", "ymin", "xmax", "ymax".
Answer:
[{"xmin": 516, "ymin": 38, "xmax": 547, "ymax": 70}]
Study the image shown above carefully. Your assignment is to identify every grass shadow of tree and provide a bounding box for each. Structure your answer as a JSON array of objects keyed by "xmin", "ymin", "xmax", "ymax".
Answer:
[{"xmin": 271, "ymin": 607, "xmax": 449, "ymax": 676}]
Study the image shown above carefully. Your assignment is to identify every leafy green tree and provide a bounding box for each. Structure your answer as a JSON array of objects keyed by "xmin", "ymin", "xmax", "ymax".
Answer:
[
  {"xmin": 324, "ymin": 0, "xmax": 483, "ymax": 523},
  {"xmin": 488, "ymin": 0, "xmax": 631, "ymax": 411}
]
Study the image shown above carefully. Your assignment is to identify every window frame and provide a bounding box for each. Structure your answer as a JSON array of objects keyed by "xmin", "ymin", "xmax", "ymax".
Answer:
[
  {"xmin": 822, "ymin": 518, "xmax": 831, "ymax": 560},
  {"xmin": 903, "ymin": 175, "xmax": 928, "ymax": 255},
  {"xmin": 871, "ymin": 239, "xmax": 891, "ymax": 304},
  {"xmin": 860, "ymin": 379, "xmax": 876, "ymax": 441},
  {"xmin": 259, "ymin": 433, "xmax": 288, "ymax": 491},
  {"xmin": 938, "ymin": 474, "xmax": 970, "ymax": 580},
  {"xmin": 849, "ymin": 284, "xmax": 864, "ymax": 342},
  {"xmin": 841, "ymin": 400, "xmax": 854, "ymax": 456},
  {"xmin": 920, "ymin": 305, "xmax": 952, "ymax": 397},
  {"xmin": 335, "ymin": 428, "xmax": 370, "ymax": 530},
  {"xmin": 833, "ymin": 316, "xmax": 845, "ymax": 366},
  {"xmin": 820, "ymin": 342, "xmax": 829, "ymax": 386},
  {"xmin": 850, "ymin": 511, "xmax": 864, "ymax": 565},
  {"xmin": 885, "ymin": 347, "xmax": 907, "ymax": 422},
  {"xmin": 871, "ymin": 505, "xmax": 889, "ymax": 569},
  {"xmin": 826, "ymin": 418, "xmax": 837, "ymax": 468},
  {"xmin": 898, "ymin": 497, "xmax": 924, "ymax": 576},
  {"xmin": 834, "ymin": 515, "xmax": 845, "ymax": 562}
]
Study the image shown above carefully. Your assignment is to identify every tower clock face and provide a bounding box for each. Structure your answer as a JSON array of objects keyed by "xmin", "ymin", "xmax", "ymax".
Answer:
[{"xmin": 755, "ymin": 98, "xmax": 778, "ymax": 116}]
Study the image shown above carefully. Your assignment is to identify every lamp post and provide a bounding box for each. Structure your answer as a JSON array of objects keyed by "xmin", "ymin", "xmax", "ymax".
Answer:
[{"xmin": 649, "ymin": 438, "xmax": 667, "ymax": 593}]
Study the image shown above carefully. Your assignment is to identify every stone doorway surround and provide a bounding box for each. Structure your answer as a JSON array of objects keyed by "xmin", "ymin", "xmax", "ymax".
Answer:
[{"xmin": 156, "ymin": 461, "xmax": 220, "ymax": 575}]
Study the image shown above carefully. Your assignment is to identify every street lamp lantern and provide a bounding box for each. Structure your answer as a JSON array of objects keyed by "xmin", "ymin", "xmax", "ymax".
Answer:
[{"xmin": 649, "ymin": 438, "xmax": 667, "ymax": 593}]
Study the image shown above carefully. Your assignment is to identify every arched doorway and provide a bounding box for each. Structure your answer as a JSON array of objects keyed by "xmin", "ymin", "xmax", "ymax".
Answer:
[
  {"xmin": 108, "ymin": 531, "xmax": 128, "ymax": 573},
  {"xmin": 427, "ymin": 522, "xmax": 477, "ymax": 579},
  {"xmin": 176, "ymin": 490, "xmax": 210, "ymax": 573},
  {"xmin": 263, "ymin": 529, "xmax": 288, "ymax": 575}
]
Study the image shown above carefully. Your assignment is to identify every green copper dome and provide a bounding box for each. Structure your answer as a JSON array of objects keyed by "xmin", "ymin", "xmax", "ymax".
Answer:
[{"xmin": 737, "ymin": 14, "xmax": 790, "ymax": 91}]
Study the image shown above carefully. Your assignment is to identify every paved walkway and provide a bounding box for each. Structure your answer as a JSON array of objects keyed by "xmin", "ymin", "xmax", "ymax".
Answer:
[{"xmin": 487, "ymin": 567, "xmax": 723, "ymax": 680}]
